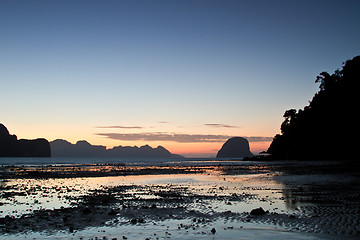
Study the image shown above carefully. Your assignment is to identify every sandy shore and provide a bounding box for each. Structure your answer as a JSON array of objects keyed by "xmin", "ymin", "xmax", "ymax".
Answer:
[{"xmin": 0, "ymin": 160, "xmax": 359, "ymax": 239}]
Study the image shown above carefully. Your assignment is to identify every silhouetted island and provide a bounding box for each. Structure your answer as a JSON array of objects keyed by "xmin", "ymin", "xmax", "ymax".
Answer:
[
  {"xmin": 0, "ymin": 123, "xmax": 51, "ymax": 157},
  {"xmin": 216, "ymin": 137, "xmax": 254, "ymax": 158},
  {"xmin": 267, "ymin": 56, "xmax": 360, "ymax": 161},
  {"xmin": 50, "ymin": 139, "xmax": 183, "ymax": 158}
]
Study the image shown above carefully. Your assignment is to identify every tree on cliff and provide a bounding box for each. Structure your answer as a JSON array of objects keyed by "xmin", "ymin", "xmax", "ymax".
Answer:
[{"xmin": 267, "ymin": 56, "xmax": 360, "ymax": 160}]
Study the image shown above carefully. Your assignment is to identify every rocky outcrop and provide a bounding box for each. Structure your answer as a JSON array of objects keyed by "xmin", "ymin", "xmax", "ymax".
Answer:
[
  {"xmin": 50, "ymin": 139, "xmax": 183, "ymax": 158},
  {"xmin": 216, "ymin": 137, "xmax": 254, "ymax": 158},
  {"xmin": 0, "ymin": 123, "xmax": 51, "ymax": 157}
]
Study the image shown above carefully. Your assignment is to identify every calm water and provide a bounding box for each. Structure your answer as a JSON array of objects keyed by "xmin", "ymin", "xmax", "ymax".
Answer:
[
  {"xmin": 0, "ymin": 158, "xmax": 358, "ymax": 239},
  {"xmin": 0, "ymin": 157, "xmax": 251, "ymax": 167},
  {"xmin": 0, "ymin": 171, "xmax": 326, "ymax": 240}
]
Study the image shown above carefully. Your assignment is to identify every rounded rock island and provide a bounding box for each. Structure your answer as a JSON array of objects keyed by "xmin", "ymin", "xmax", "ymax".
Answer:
[{"xmin": 216, "ymin": 137, "xmax": 254, "ymax": 158}]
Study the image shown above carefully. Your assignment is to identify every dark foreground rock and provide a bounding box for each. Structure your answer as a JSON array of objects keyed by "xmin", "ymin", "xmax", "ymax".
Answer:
[{"xmin": 250, "ymin": 207, "xmax": 266, "ymax": 215}]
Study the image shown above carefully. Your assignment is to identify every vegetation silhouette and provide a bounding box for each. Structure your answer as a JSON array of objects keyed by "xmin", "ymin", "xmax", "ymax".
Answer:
[{"xmin": 267, "ymin": 56, "xmax": 360, "ymax": 160}]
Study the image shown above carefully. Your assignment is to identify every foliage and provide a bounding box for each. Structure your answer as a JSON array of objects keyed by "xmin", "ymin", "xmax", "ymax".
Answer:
[{"xmin": 267, "ymin": 56, "xmax": 360, "ymax": 160}]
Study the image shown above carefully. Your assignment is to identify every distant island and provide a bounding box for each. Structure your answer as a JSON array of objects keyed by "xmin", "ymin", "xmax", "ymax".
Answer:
[
  {"xmin": 216, "ymin": 137, "xmax": 254, "ymax": 158},
  {"xmin": 0, "ymin": 124, "xmax": 51, "ymax": 157},
  {"xmin": 0, "ymin": 123, "xmax": 182, "ymax": 159},
  {"xmin": 266, "ymin": 56, "xmax": 360, "ymax": 161},
  {"xmin": 50, "ymin": 139, "xmax": 183, "ymax": 158}
]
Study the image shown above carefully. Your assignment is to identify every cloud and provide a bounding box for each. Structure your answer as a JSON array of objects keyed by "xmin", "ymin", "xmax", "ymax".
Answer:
[
  {"xmin": 96, "ymin": 132, "xmax": 273, "ymax": 143},
  {"xmin": 204, "ymin": 123, "xmax": 240, "ymax": 128},
  {"xmin": 95, "ymin": 125, "xmax": 143, "ymax": 129},
  {"xmin": 96, "ymin": 132, "xmax": 227, "ymax": 143},
  {"xmin": 246, "ymin": 136, "xmax": 274, "ymax": 142}
]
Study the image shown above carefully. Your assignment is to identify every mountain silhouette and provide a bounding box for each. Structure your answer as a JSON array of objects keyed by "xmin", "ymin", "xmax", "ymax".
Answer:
[
  {"xmin": 50, "ymin": 139, "xmax": 106, "ymax": 157},
  {"xmin": 216, "ymin": 137, "xmax": 254, "ymax": 158},
  {"xmin": 50, "ymin": 139, "xmax": 183, "ymax": 158},
  {"xmin": 0, "ymin": 123, "xmax": 51, "ymax": 157},
  {"xmin": 267, "ymin": 56, "xmax": 360, "ymax": 160}
]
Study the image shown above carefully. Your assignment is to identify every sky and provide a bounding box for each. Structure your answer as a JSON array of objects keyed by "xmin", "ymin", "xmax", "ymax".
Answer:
[{"xmin": 1, "ymin": 0, "xmax": 359, "ymax": 157}]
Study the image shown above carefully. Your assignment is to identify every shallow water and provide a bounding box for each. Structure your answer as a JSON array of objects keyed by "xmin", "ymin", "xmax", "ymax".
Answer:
[
  {"xmin": 0, "ymin": 157, "xmax": 247, "ymax": 167},
  {"xmin": 1, "ymin": 160, "xmax": 359, "ymax": 239},
  {"xmin": 0, "ymin": 173, "xmax": 292, "ymax": 218}
]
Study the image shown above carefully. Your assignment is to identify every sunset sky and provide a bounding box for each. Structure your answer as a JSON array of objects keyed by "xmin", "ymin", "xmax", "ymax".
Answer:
[{"xmin": 1, "ymin": 0, "xmax": 359, "ymax": 157}]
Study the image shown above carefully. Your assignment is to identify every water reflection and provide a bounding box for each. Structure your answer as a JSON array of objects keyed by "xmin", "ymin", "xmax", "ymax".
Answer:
[
  {"xmin": 1, "ymin": 162, "xmax": 359, "ymax": 238},
  {"xmin": 0, "ymin": 172, "xmax": 294, "ymax": 220}
]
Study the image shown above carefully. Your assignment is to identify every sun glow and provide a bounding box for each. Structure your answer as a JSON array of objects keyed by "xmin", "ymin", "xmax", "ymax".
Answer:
[{"xmin": 4, "ymin": 122, "xmax": 273, "ymax": 158}]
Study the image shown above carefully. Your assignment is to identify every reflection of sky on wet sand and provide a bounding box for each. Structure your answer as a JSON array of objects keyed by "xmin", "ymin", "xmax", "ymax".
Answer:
[
  {"xmin": 1, "ymin": 171, "xmax": 327, "ymax": 240},
  {"xmin": 4, "ymin": 218, "xmax": 322, "ymax": 240},
  {"xmin": 273, "ymin": 173, "xmax": 360, "ymax": 212},
  {"xmin": 4, "ymin": 167, "xmax": 357, "ymax": 219},
  {"xmin": 8, "ymin": 219, "xmax": 322, "ymax": 240},
  {"xmin": 1, "ymin": 162, "xmax": 359, "ymax": 239},
  {"xmin": 0, "ymin": 173, "xmax": 292, "ymax": 218}
]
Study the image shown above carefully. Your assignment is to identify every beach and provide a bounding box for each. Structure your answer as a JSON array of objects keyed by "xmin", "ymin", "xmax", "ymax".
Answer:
[{"xmin": 0, "ymin": 159, "xmax": 359, "ymax": 239}]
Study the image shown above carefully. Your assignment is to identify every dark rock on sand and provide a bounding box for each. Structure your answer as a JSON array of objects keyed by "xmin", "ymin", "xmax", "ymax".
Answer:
[
  {"xmin": 0, "ymin": 123, "xmax": 51, "ymax": 157},
  {"xmin": 211, "ymin": 227, "xmax": 216, "ymax": 234},
  {"xmin": 250, "ymin": 207, "xmax": 266, "ymax": 215},
  {"xmin": 130, "ymin": 218, "xmax": 145, "ymax": 224},
  {"xmin": 108, "ymin": 209, "xmax": 118, "ymax": 215},
  {"xmin": 82, "ymin": 208, "xmax": 92, "ymax": 214},
  {"xmin": 216, "ymin": 137, "xmax": 254, "ymax": 158}
]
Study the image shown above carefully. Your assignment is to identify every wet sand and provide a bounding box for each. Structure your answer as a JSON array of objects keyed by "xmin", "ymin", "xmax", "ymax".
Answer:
[{"xmin": 0, "ymin": 160, "xmax": 359, "ymax": 239}]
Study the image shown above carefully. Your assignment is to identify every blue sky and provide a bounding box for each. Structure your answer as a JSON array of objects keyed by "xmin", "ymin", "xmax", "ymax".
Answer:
[{"xmin": 1, "ymin": 0, "xmax": 359, "ymax": 156}]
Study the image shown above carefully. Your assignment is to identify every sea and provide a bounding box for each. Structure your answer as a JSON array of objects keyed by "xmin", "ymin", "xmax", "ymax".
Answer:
[{"xmin": 0, "ymin": 157, "xmax": 249, "ymax": 167}]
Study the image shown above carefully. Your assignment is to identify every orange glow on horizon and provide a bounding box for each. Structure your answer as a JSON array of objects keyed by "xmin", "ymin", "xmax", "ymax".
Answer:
[
  {"xmin": 4, "ymin": 123, "xmax": 273, "ymax": 158},
  {"xmin": 159, "ymin": 141, "xmax": 272, "ymax": 157}
]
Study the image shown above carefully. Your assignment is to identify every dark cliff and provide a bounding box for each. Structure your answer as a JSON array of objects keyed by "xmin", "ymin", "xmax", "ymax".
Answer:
[
  {"xmin": 216, "ymin": 137, "xmax": 254, "ymax": 158},
  {"xmin": 267, "ymin": 56, "xmax": 360, "ymax": 160},
  {"xmin": 0, "ymin": 124, "xmax": 51, "ymax": 157}
]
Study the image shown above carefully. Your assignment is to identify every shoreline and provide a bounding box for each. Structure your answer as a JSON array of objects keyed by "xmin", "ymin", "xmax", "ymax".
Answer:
[
  {"xmin": 0, "ymin": 159, "xmax": 358, "ymax": 179},
  {"xmin": 0, "ymin": 161, "xmax": 359, "ymax": 239}
]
